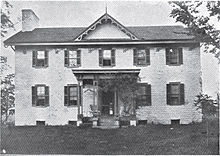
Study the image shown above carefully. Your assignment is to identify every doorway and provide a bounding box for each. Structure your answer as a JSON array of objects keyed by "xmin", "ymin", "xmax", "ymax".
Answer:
[{"xmin": 101, "ymin": 91, "xmax": 114, "ymax": 115}]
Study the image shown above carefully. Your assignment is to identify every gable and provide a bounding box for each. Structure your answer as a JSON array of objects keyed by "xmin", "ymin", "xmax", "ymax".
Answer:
[
  {"xmin": 75, "ymin": 13, "xmax": 138, "ymax": 41},
  {"xmin": 85, "ymin": 23, "xmax": 131, "ymax": 40}
]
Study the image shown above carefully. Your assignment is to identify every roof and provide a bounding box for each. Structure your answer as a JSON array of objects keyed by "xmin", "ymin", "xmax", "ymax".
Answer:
[
  {"xmin": 4, "ymin": 12, "xmax": 195, "ymax": 45},
  {"xmin": 4, "ymin": 26, "xmax": 194, "ymax": 45}
]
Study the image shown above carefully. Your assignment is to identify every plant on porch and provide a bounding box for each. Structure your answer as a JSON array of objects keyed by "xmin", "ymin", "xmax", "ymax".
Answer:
[{"xmin": 99, "ymin": 74, "xmax": 141, "ymax": 118}]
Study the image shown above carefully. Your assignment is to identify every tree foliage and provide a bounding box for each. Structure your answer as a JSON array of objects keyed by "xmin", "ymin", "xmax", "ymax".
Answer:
[
  {"xmin": 169, "ymin": 1, "xmax": 220, "ymax": 60},
  {"xmin": 194, "ymin": 93, "xmax": 219, "ymax": 118},
  {"xmin": 1, "ymin": 73, "xmax": 15, "ymax": 123},
  {"xmin": 1, "ymin": 0, "xmax": 14, "ymax": 37},
  {"xmin": 99, "ymin": 74, "xmax": 140, "ymax": 116}
]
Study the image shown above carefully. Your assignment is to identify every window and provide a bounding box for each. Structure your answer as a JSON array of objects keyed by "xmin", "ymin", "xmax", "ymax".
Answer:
[
  {"xmin": 167, "ymin": 82, "xmax": 185, "ymax": 105},
  {"xmin": 33, "ymin": 50, "xmax": 48, "ymax": 67},
  {"xmin": 166, "ymin": 48, "xmax": 183, "ymax": 65},
  {"xmin": 136, "ymin": 83, "xmax": 151, "ymax": 106},
  {"xmin": 83, "ymin": 79, "xmax": 93, "ymax": 86},
  {"xmin": 171, "ymin": 119, "xmax": 180, "ymax": 125},
  {"xmin": 32, "ymin": 85, "xmax": 49, "ymax": 107},
  {"xmin": 64, "ymin": 50, "xmax": 81, "ymax": 67},
  {"xmin": 134, "ymin": 48, "xmax": 150, "ymax": 65},
  {"xmin": 36, "ymin": 121, "xmax": 45, "ymax": 126},
  {"xmin": 64, "ymin": 85, "xmax": 78, "ymax": 106},
  {"xmin": 99, "ymin": 49, "xmax": 115, "ymax": 66}
]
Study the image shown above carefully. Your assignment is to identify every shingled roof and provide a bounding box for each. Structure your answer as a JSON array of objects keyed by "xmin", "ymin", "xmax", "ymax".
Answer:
[{"xmin": 4, "ymin": 25, "xmax": 195, "ymax": 45}]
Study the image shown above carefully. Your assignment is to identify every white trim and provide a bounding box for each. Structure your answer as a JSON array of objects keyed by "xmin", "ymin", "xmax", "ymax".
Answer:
[{"xmin": 7, "ymin": 40, "xmax": 197, "ymax": 46}]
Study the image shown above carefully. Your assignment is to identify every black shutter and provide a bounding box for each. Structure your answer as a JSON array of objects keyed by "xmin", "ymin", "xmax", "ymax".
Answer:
[
  {"xmin": 178, "ymin": 48, "xmax": 183, "ymax": 64},
  {"xmin": 145, "ymin": 49, "xmax": 150, "ymax": 65},
  {"xmin": 133, "ymin": 49, "xmax": 138, "ymax": 65},
  {"xmin": 45, "ymin": 86, "xmax": 49, "ymax": 106},
  {"xmin": 99, "ymin": 49, "xmax": 103, "ymax": 66},
  {"xmin": 77, "ymin": 50, "xmax": 81, "ymax": 66},
  {"xmin": 32, "ymin": 51, "xmax": 37, "ymax": 67},
  {"xmin": 64, "ymin": 50, "xmax": 69, "ymax": 67},
  {"xmin": 45, "ymin": 50, "xmax": 49, "ymax": 67},
  {"xmin": 167, "ymin": 84, "xmax": 170, "ymax": 105},
  {"xmin": 146, "ymin": 84, "xmax": 151, "ymax": 106},
  {"xmin": 32, "ymin": 86, "xmax": 36, "ymax": 106},
  {"xmin": 111, "ymin": 49, "xmax": 115, "ymax": 66},
  {"xmin": 64, "ymin": 86, "xmax": 68, "ymax": 106},
  {"xmin": 166, "ymin": 48, "xmax": 170, "ymax": 65},
  {"xmin": 180, "ymin": 83, "xmax": 185, "ymax": 105}
]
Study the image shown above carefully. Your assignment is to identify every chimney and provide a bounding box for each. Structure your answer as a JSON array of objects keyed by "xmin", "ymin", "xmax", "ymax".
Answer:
[{"xmin": 22, "ymin": 9, "xmax": 39, "ymax": 32}]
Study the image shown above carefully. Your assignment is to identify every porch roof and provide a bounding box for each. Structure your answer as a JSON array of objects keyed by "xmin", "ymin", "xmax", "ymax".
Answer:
[{"xmin": 72, "ymin": 69, "xmax": 141, "ymax": 74}]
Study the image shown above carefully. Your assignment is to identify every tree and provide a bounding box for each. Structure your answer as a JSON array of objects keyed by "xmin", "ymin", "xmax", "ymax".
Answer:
[
  {"xmin": 194, "ymin": 93, "xmax": 219, "ymax": 146},
  {"xmin": 1, "ymin": 73, "xmax": 15, "ymax": 124},
  {"xmin": 99, "ymin": 74, "xmax": 140, "ymax": 116},
  {"xmin": 1, "ymin": 1, "xmax": 15, "ymax": 37},
  {"xmin": 169, "ymin": 1, "xmax": 220, "ymax": 60}
]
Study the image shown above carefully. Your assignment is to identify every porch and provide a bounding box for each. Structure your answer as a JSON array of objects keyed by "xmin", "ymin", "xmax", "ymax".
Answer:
[{"xmin": 72, "ymin": 69, "xmax": 140, "ymax": 127}]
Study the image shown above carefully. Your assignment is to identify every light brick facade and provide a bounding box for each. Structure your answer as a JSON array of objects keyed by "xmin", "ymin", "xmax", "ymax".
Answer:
[{"xmin": 14, "ymin": 44, "xmax": 202, "ymax": 126}]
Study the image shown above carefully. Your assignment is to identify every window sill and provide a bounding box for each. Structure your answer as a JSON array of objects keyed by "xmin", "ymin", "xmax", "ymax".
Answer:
[
  {"xmin": 167, "ymin": 104, "xmax": 184, "ymax": 106},
  {"xmin": 166, "ymin": 64, "xmax": 183, "ymax": 66},
  {"xmin": 32, "ymin": 105, "xmax": 49, "ymax": 108},
  {"xmin": 134, "ymin": 64, "xmax": 150, "ymax": 67},
  {"xmin": 65, "ymin": 105, "xmax": 78, "ymax": 107},
  {"xmin": 65, "ymin": 66, "xmax": 81, "ymax": 68},
  {"xmin": 99, "ymin": 66, "xmax": 115, "ymax": 68},
  {"xmin": 33, "ymin": 66, "xmax": 48, "ymax": 69}
]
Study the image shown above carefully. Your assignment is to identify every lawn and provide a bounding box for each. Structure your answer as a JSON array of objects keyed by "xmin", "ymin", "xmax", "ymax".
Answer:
[{"xmin": 1, "ymin": 121, "xmax": 219, "ymax": 155}]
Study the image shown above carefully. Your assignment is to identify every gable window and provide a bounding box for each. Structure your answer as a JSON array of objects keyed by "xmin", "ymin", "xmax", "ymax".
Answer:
[
  {"xmin": 167, "ymin": 82, "xmax": 185, "ymax": 105},
  {"xmin": 33, "ymin": 50, "xmax": 48, "ymax": 67},
  {"xmin": 99, "ymin": 49, "xmax": 115, "ymax": 66},
  {"xmin": 64, "ymin": 50, "xmax": 81, "ymax": 67},
  {"xmin": 64, "ymin": 85, "xmax": 78, "ymax": 106},
  {"xmin": 136, "ymin": 83, "xmax": 151, "ymax": 106},
  {"xmin": 166, "ymin": 48, "xmax": 183, "ymax": 65},
  {"xmin": 32, "ymin": 85, "xmax": 49, "ymax": 107},
  {"xmin": 134, "ymin": 49, "xmax": 150, "ymax": 66}
]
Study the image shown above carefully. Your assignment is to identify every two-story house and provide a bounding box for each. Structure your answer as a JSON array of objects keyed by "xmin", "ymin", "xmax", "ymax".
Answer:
[{"xmin": 4, "ymin": 9, "xmax": 202, "ymax": 126}]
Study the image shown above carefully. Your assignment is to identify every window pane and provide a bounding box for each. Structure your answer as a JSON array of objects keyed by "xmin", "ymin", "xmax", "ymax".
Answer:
[
  {"xmin": 170, "ymin": 50, "xmax": 178, "ymax": 64},
  {"xmin": 37, "ymin": 59, "xmax": 45, "ymax": 66},
  {"xmin": 69, "ymin": 51, "xmax": 77, "ymax": 58},
  {"xmin": 37, "ymin": 51, "xmax": 45, "ymax": 59},
  {"xmin": 170, "ymin": 96, "xmax": 179, "ymax": 105},
  {"xmin": 69, "ymin": 59, "xmax": 77, "ymax": 67},
  {"xmin": 137, "ymin": 50, "xmax": 146, "ymax": 58},
  {"xmin": 37, "ymin": 86, "xmax": 45, "ymax": 96},
  {"xmin": 70, "ymin": 97, "xmax": 77, "ymax": 101},
  {"xmin": 37, "ymin": 99, "xmax": 45, "ymax": 106},
  {"xmin": 69, "ymin": 86, "xmax": 77, "ymax": 96},
  {"xmin": 170, "ymin": 84, "xmax": 179, "ymax": 94},
  {"xmin": 138, "ymin": 86, "xmax": 146, "ymax": 95},
  {"xmin": 137, "ymin": 50, "xmax": 146, "ymax": 65},
  {"xmin": 103, "ymin": 60, "xmax": 111, "ymax": 66},
  {"xmin": 69, "ymin": 100, "xmax": 77, "ymax": 106},
  {"xmin": 103, "ymin": 50, "xmax": 111, "ymax": 59}
]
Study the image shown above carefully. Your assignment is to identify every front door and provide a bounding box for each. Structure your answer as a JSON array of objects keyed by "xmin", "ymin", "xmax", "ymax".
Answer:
[{"xmin": 101, "ymin": 91, "xmax": 114, "ymax": 115}]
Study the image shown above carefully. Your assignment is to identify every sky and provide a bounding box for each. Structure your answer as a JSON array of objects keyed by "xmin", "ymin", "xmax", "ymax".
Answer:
[{"xmin": 1, "ymin": 0, "xmax": 219, "ymax": 98}]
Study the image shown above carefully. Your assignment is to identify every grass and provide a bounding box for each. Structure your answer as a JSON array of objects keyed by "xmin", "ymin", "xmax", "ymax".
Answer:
[{"xmin": 1, "ymin": 120, "xmax": 219, "ymax": 155}]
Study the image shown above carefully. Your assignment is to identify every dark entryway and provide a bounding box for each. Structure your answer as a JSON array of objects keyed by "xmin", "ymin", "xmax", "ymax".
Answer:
[{"xmin": 101, "ymin": 91, "xmax": 114, "ymax": 115}]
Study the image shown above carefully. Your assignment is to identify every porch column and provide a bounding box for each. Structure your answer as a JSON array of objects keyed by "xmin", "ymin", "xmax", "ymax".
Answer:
[
  {"xmin": 78, "ymin": 80, "xmax": 83, "ymax": 115},
  {"xmin": 114, "ymin": 90, "xmax": 117, "ymax": 116}
]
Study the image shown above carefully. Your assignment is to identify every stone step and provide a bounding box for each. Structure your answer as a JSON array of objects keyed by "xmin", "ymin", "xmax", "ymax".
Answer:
[{"xmin": 99, "ymin": 121, "xmax": 119, "ymax": 126}]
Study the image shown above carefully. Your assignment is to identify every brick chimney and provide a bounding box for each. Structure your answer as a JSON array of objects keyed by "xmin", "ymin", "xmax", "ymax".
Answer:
[{"xmin": 22, "ymin": 9, "xmax": 39, "ymax": 32}]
